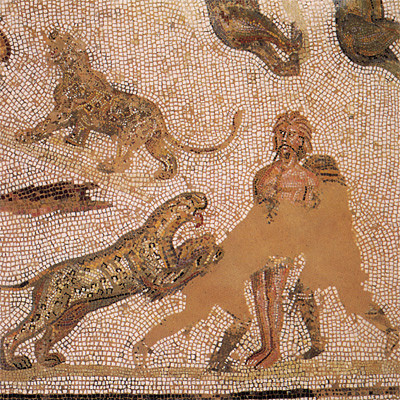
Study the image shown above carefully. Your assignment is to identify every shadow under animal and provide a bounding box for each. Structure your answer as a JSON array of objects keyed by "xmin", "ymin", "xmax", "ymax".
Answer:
[
  {"xmin": 18, "ymin": 30, "xmax": 242, "ymax": 180},
  {"xmin": 0, "ymin": 192, "xmax": 223, "ymax": 370},
  {"xmin": 334, "ymin": 0, "xmax": 400, "ymax": 79},
  {"xmin": 205, "ymin": 0, "xmax": 303, "ymax": 76}
]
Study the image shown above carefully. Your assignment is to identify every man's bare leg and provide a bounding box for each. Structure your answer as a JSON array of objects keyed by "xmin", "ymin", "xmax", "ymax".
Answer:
[
  {"xmin": 246, "ymin": 270, "xmax": 272, "ymax": 366},
  {"xmin": 246, "ymin": 264, "xmax": 291, "ymax": 368}
]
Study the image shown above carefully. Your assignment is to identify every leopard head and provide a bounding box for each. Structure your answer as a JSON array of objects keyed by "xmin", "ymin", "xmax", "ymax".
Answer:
[
  {"xmin": 170, "ymin": 192, "xmax": 207, "ymax": 226},
  {"xmin": 43, "ymin": 29, "xmax": 90, "ymax": 70},
  {"xmin": 147, "ymin": 192, "xmax": 208, "ymax": 236}
]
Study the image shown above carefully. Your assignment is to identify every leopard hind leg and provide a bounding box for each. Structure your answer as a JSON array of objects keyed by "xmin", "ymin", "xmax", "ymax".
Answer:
[
  {"xmin": 97, "ymin": 123, "xmax": 148, "ymax": 174},
  {"xmin": 145, "ymin": 134, "xmax": 177, "ymax": 180},
  {"xmin": 34, "ymin": 302, "xmax": 91, "ymax": 368},
  {"xmin": 0, "ymin": 306, "xmax": 45, "ymax": 370}
]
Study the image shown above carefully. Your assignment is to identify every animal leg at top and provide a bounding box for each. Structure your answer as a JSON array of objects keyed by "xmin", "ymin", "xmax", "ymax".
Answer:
[
  {"xmin": 334, "ymin": 0, "xmax": 400, "ymax": 79},
  {"xmin": 205, "ymin": 0, "xmax": 303, "ymax": 76}
]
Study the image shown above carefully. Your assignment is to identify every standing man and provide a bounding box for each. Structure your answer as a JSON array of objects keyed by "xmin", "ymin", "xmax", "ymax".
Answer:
[{"xmin": 248, "ymin": 111, "xmax": 399, "ymax": 368}]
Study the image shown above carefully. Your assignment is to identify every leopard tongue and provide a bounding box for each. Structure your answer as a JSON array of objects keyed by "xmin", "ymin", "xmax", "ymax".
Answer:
[{"xmin": 193, "ymin": 212, "xmax": 203, "ymax": 228}]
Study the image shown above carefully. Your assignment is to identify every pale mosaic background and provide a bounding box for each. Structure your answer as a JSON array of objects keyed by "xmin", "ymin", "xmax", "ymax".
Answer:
[{"xmin": 0, "ymin": 0, "xmax": 399, "ymax": 394}]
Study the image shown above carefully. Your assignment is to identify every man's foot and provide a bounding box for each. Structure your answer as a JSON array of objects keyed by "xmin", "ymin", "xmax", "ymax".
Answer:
[{"xmin": 246, "ymin": 348, "xmax": 280, "ymax": 369}]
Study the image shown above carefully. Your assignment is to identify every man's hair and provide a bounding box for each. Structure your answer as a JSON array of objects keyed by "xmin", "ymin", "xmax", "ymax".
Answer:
[{"xmin": 272, "ymin": 111, "xmax": 313, "ymax": 159}]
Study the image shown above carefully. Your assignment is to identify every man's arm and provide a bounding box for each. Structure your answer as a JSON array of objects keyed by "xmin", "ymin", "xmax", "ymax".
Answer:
[{"xmin": 303, "ymin": 154, "xmax": 346, "ymax": 185}]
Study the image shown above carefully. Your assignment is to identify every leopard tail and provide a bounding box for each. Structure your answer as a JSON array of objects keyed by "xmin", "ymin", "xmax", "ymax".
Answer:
[
  {"xmin": 167, "ymin": 109, "xmax": 242, "ymax": 154},
  {"xmin": 0, "ymin": 279, "xmax": 35, "ymax": 291}
]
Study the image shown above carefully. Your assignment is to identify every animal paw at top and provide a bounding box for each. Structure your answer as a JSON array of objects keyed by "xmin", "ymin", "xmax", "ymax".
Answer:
[{"xmin": 0, "ymin": 29, "xmax": 11, "ymax": 62}]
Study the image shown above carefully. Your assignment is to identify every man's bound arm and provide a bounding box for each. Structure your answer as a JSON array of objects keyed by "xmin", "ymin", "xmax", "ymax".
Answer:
[{"xmin": 303, "ymin": 154, "xmax": 346, "ymax": 186}]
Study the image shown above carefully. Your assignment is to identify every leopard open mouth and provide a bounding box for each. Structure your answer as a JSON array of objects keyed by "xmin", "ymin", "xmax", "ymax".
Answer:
[{"xmin": 193, "ymin": 210, "xmax": 203, "ymax": 228}]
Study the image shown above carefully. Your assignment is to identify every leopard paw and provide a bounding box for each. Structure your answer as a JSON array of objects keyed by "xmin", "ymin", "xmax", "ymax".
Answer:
[
  {"xmin": 15, "ymin": 129, "xmax": 35, "ymax": 144},
  {"xmin": 39, "ymin": 352, "xmax": 66, "ymax": 368},
  {"xmin": 1, "ymin": 355, "xmax": 32, "ymax": 370}
]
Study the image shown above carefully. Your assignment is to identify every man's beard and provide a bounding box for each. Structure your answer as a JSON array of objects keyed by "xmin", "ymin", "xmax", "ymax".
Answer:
[{"xmin": 277, "ymin": 144, "xmax": 298, "ymax": 159}]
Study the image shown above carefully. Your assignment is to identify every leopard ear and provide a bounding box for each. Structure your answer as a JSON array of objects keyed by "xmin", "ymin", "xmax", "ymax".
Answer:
[{"xmin": 69, "ymin": 28, "xmax": 87, "ymax": 51}]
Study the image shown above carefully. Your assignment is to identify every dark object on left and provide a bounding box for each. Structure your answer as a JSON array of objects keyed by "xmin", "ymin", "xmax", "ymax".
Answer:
[
  {"xmin": 0, "ymin": 29, "xmax": 11, "ymax": 62},
  {"xmin": 334, "ymin": 0, "xmax": 400, "ymax": 79},
  {"xmin": 0, "ymin": 181, "xmax": 111, "ymax": 216},
  {"xmin": 205, "ymin": 0, "xmax": 303, "ymax": 76}
]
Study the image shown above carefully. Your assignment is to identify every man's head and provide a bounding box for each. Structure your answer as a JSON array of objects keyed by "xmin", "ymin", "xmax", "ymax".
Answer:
[{"xmin": 272, "ymin": 111, "xmax": 313, "ymax": 160}]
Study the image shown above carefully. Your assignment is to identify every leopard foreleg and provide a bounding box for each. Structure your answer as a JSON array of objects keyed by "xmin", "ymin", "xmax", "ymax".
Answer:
[
  {"xmin": 97, "ymin": 122, "xmax": 145, "ymax": 174},
  {"xmin": 65, "ymin": 124, "xmax": 91, "ymax": 147},
  {"xmin": 0, "ymin": 317, "xmax": 36, "ymax": 370},
  {"xmin": 17, "ymin": 106, "xmax": 68, "ymax": 143}
]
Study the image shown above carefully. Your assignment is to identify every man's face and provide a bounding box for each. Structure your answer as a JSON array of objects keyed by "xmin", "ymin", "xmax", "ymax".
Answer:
[{"xmin": 274, "ymin": 123, "xmax": 305, "ymax": 159}]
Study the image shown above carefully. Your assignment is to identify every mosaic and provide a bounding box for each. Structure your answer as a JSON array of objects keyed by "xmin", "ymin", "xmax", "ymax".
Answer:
[{"xmin": 0, "ymin": 0, "xmax": 399, "ymax": 398}]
